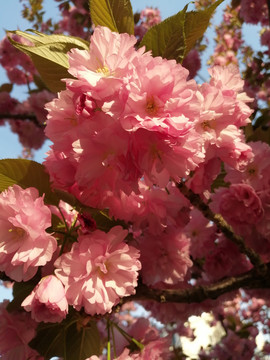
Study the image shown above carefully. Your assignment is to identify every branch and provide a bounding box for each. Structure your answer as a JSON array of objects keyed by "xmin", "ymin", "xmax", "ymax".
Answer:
[
  {"xmin": 0, "ymin": 113, "xmax": 44, "ymax": 128},
  {"xmin": 176, "ymin": 182, "xmax": 267, "ymax": 276},
  {"xmin": 128, "ymin": 262, "xmax": 270, "ymax": 304}
]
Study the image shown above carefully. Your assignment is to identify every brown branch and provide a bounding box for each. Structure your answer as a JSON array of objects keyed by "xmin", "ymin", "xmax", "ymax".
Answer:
[
  {"xmin": 127, "ymin": 262, "xmax": 270, "ymax": 304},
  {"xmin": 0, "ymin": 113, "xmax": 44, "ymax": 128},
  {"xmin": 176, "ymin": 182, "xmax": 267, "ymax": 276}
]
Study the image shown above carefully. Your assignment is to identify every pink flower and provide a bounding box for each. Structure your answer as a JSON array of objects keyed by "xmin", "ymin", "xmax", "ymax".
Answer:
[
  {"xmin": 54, "ymin": 226, "xmax": 141, "ymax": 315},
  {"xmin": 0, "ymin": 300, "xmax": 41, "ymax": 360},
  {"xmin": 184, "ymin": 208, "xmax": 217, "ymax": 259},
  {"xmin": 116, "ymin": 318, "xmax": 171, "ymax": 360},
  {"xmin": 239, "ymin": 0, "xmax": 269, "ymax": 25},
  {"xmin": 182, "ymin": 49, "xmax": 201, "ymax": 79},
  {"xmin": 9, "ymin": 117, "xmax": 46, "ymax": 150},
  {"xmin": 0, "ymin": 185, "xmax": 57, "ymax": 281},
  {"xmin": 225, "ymin": 141, "xmax": 270, "ymax": 191},
  {"xmin": 204, "ymin": 237, "xmax": 251, "ymax": 281},
  {"xmin": 138, "ymin": 229, "xmax": 192, "ymax": 287},
  {"xmin": 0, "ymin": 35, "xmax": 36, "ymax": 85},
  {"xmin": 28, "ymin": 90, "xmax": 55, "ymax": 125},
  {"xmin": 211, "ymin": 184, "xmax": 264, "ymax": 233},
  {"xmin": 66, "ymin": 26, "xmax": 143, "ymax": 99},
  {"xmin": 120, "ymin": 54, "xmax": 200, "ymax": 137},
  {"xmin": 22, "ymin": 275, "xmax": 68, "ymax": 323},
  {"xmin": 0, "ymin": 92, "xmax": 17, "ymax": 113}
]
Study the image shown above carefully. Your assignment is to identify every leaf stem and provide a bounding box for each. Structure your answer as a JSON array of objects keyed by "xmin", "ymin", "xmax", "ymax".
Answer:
[{"xmin": 107, "ymin": 319, "xmax": 111, "ymax": 360}]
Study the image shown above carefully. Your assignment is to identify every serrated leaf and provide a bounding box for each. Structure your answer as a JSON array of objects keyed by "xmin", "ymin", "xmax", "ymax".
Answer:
[
  {"xmin": 0, "ymin": 159, "xmax": 59, "ymax": 205},
  {"xmin": 184, "ymin": 0, "xmax": 224, "ymax": 56},
  {"xmin": 29, "ymin": 321, "xmax": 66, "ymax": 359},
  {"xmin": 140, "ymin": 6, "xmax": 188, "ymax": 63},
  {"xmin": 7, "ymin": 30, "xmax": 89, "ymax": 92},
  {"xmin": 66, "ymin": 321, "xmax": 101, "ymax": 360},
  {"xmin": 30, "ymin": 316, "xmax": 101, "ymax": 360},
  {"xmin": 0, "ymin": 83, "xmax": 13, "ymax": 93},
  {"xmin": 89, "ymin": 0, "xmax": 134, "ymax": 34}
]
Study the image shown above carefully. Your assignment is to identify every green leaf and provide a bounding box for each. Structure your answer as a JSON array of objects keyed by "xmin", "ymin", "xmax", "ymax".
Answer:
[
  {"xmin": 0, "ymin": 83, "xmax": 13, "ymax": 93},
  {"xmin": 184, "ymin": 0, "xmax": 224, "ymax": 56},
  {"xmin": 140, "ymin": 6, "xmax": 188, "ymax": 63},
  {"xmin": 0, "ymin": 159, "xmax": 59, "ymax": 205},
  {"xmin": 7, "ymin": 30, "xmax": 89, "ymax": 92},
  {"xmin": 66, "ymin": 321, "xmax": 101, "ymax": 360},
  {"xmin": 30, "ymin": 315, "xmax": 101, "ymax": 360},
  {"xmin": 89, "ymin": 0, "xmax": 134, "ymax": 34}
]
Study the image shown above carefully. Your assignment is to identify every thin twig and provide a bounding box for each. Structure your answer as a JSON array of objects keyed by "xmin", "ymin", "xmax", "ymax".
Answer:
[{"xmin": 0, "ymin": 113, "xmax": 44, "ymax": 128}]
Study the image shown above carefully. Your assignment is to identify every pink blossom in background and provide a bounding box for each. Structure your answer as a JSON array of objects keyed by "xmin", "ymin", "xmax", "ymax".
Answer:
[
  {"xmin": 22, "ymin": 275, "xmax": 68, "ymax": 323},
  {"xmin": 261, "ymin": 28, "xmax": 270, "ymax": 55},
  {"xmin": 182, "ymin": 49, "xmax": 201, "ymax": 79},
  {"xmin": 55, "ymin": 226, "xmax": 141, "ymax": 315},
  {"xmin": 211, "ymin": 183, "xmax": 264, "ymax": 236},
  {"xmin": 0, "ymin": 92, "xmax": 18, "ymax": 126},
  {"xmin": 0, "ymin": 185, "xmax": 57, "ymax": 281},
  {"xmin": 140, "ymin": 7, "xmax": 161, "ymax": 27},
  {"xmin": 115, "ymin": 318, "xmax": 171, "ymax": 360},
  {"xmin": 0, "ymin": 300, "xmax": 41, "ymax": 360},
  {"xmin": 0, "ymin": 92, "xmax": 17, "ymax": 113},
  {"xmin": 138, "ymin": 229, "xmax": 192, "ymax": 287},
  {"xmin": 128, "ymin": 318, "xmax": 171, "ymax": 360},
  {"xmin": 9, "ymin": 117, "xmax": 46, "ymax": 150},
  {"xmin": 57, "ymin": 3, "xmax": 91, "ymax": 39},
  {"xmin": 184, "ymin": 208, "xmax": 216, "ymax": 259},
  {"xmin": 204, "ymin": 237, "xmax": 251, "ymax": 281},
  {"xmin": 28, "ymin": 90, "xmax": 55, "ymax": 125},
  {"xmin": 225, "ymin": 141, "xmax": 270, "ymax": 191},
  {"xmin": 135, "ymin": 7, "xmax": 161, "ymax": 41},
  {"xmin": 239, "ymin": 0, "xmax": 269, "ymax": 26},
  {"xmin": 0, "ymin": 35, "xmax": 36, "ymax": 85}
]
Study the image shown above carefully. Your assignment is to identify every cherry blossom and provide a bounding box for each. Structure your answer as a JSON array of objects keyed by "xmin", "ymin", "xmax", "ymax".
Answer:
[
  {"xmin": 22, "ymin": 275, "xmax": 68, "ymax": 323},
  {"xmin": 54, "ymin": 226, "xmax": 141, "ymax": 315},
  {"xmin": 0, "ymin": 185, "xmax": 57, "ymax": 281}
]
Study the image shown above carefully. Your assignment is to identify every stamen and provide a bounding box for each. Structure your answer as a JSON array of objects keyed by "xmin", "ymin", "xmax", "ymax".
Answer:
[
  {"xmin": 146, "ymin": 96, "xmax": 159, "ymax": 116},
  {"xmin": 96, "ymin": 65, "xmax": 110, "ymax": 77}
]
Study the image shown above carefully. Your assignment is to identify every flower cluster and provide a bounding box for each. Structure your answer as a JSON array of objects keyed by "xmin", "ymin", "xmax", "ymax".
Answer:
[
  {"xmin": 55, "ymin": 226, "xmax": 141, "ymax": 315},
  {"xmin": 0, "ymin": 185, "xmax": 57, "ymax": 281},
  {"xmin": 2, "ymin": 4, "xmax": 270, "ymax": 358},
  {"xmin": 45, "ymin": 26, "xmax": 252, "ymax": 208}
]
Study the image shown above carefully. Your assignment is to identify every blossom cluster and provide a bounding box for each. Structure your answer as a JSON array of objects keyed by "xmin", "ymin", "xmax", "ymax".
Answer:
[
  {"xmin": 1, "ymin": 8, "xmax": 270, "ymax": 358},
  {"xmin": 45, "ymin": 26, "xmax": 253, "ymax": 207}
]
